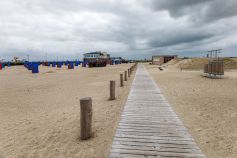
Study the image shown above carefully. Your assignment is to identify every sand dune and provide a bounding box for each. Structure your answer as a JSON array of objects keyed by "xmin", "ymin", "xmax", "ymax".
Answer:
[{"xmin": 165, "ymin": 58, "xmax": 237, "ymax": 70}]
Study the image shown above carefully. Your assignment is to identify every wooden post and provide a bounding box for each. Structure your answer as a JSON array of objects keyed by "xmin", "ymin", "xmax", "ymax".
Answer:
[
  {"xmin": 80, "ymin": 97, "xmax": 92, "ymax": 140},
  {"xmin": 128, "ymin": 69, "xmax": 130, "ymax": 77},
  {"xmin": 120, "ymin": 74, "xmax": 123, "ymax": 87},
  {"xmin": 124, "ymin": 71, "xmax": 127, "ymax": 81},
  {"xmin": 110, "ymin": 80, "xmax": 116, "ymax": 100}
]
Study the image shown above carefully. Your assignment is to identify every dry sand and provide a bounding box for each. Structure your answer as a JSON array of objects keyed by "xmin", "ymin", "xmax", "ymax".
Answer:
[
  {"xmin": 146, "ymin": 64, "xmax": 237, "ymax": 158},
  {"xmin": 0, "ymin": 64, "xmax": 134, "ymax": 158},
  {"xmin": 164, "ymin": 57, "xmax": 237, "ymax": 70}
]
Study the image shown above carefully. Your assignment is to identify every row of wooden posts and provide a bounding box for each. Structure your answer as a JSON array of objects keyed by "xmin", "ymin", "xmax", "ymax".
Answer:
[{"xmin": 79, "ymin": 63, "xmax": 137, "ymax": 140}]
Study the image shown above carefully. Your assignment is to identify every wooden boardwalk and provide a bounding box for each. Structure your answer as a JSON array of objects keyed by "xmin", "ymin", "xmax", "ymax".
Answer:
[{"xmin": 109, "ymin": 64, "xmax": 206, "ymax": 158}]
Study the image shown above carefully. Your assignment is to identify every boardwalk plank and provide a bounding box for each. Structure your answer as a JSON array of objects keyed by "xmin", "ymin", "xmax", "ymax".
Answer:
[{"xmin": 109, "ymin": 64, "xmax": 205, "ymax": 158}]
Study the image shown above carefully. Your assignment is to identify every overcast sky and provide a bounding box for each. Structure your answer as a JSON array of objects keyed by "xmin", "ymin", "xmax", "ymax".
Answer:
[{"xmin": 1, "ymin": 0, "xmax": 237, "ymax": 61}]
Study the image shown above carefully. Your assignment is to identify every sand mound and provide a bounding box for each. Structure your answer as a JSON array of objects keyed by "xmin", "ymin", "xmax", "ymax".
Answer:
[
  {"xmin": 167, "ymin": 58, "xmax": 237, "ymax": 70},
  {"xmin": 223, "ymin": 58, "xmax": 237, "ymax": 69},
  {"xmin": 164, "ymin": 58, "xmax": 183, "ymax": 66},
  {"xmin": 179, "ymin": 58, "xmax": 209, "ymax": 70}
]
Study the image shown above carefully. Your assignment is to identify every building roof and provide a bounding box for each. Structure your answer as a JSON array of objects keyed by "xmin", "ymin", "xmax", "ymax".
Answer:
[
  {"xmin": 83, "ymin": 52, "xmax": 103, "ymax": 55},
  {"xmin": 152, "ymin": 55, "xmax": 178, "ymax": 57}
]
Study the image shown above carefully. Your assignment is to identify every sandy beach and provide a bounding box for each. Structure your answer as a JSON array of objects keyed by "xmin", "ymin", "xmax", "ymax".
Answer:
[
  {"xmin": 1, "ymin": 62, "xmax": 237, "ymax": 158},
  {"xmin": 146, "ymin": 63, "xmax": 237, "ymax": 158},
  {"xmin": 0, "ymin": 64, "xmax": 134, "ymax": 158}
]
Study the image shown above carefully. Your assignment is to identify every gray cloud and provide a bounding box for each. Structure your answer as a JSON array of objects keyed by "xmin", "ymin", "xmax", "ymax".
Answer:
[
  {"xmin": 151, "ymin": 0, "xmax": 237, "ymax": 23},
  {"xmin": 201, "ymin": 0, "xmax": 237, "ymax": 22},
  {"xmin": 148, "ymin": 29, "xmax": 214, "ymax": 48},
  {"xmin": 151, "ymin": 0, "xmax": 208, "ymax": 17},
  {"xmin": 0, "ymin": 0, "xmax": 237, "ymax": 60}
]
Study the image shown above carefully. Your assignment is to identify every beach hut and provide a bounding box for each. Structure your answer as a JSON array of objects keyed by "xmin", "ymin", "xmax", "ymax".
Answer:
[
  {"xmin": 32, "ymin": 63, "xmax": 39, "ymax": 73},
  {"xmin": 75, "ymin": 61, "xmax": 79, "ymax": 66},
  {"xmin": 68, "ymin": 62, "xmax": 74, "ymax": 69},
  {"xmin": 24, "ymin": 62, "xmax": 30, "ymax": 69},
  {"xmin": 57, "ymin": 62, "xmax": 62, "ymax": 68},
  {"xmin": 44, "ymin": 62, "xmax": 50, "ymax": 66},
  {"xmin": 52, "ymin": 62, "xmax": 56, "ymax": 67},
  {"xmin": 28, "ymin": 62, "xmax": 33, "ymax": 70}
]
